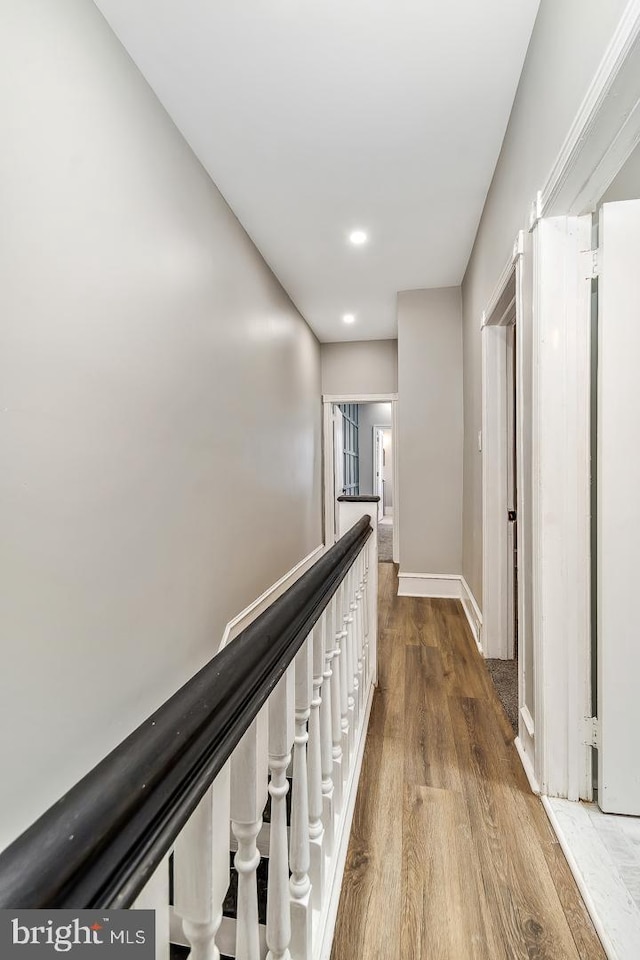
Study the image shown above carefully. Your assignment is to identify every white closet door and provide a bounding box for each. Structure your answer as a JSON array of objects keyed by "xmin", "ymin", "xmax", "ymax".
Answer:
[{"xmin": 598, "ymin": 199, "xmax": 640, "ymax": 814}]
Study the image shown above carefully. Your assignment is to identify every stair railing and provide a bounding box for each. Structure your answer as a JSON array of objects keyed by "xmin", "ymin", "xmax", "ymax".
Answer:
[{"xmin": 0, "ymin": 509, "xmax": 378, "ymax": 960}]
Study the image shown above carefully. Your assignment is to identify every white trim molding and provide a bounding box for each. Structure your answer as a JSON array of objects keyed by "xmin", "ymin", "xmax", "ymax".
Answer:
[
  {"xmin": 532, "ymin": 215, "xmax": 593, "ymax": 801},
  {"xmin": 535, "ymin": 0, "xmax": 640, "ymax": 219},
  {"xmin": 218, "ymin": 544, "xmax": 324, "ymax": 650},
  {"xmin": 480, "ymin": 231, "xmax": 524, "ymax": 328},
  {"xmin": 514, "ymin": 736, "xmax": 540, "ymax": 795},
  {"xmin": 322, "ymin": 393, "xmax": 399, "ymax": 404},
  {"xmin": 481, "ymin": 237, "xmax": 523, "ymax": 663},
  {"xmin": 397, "ymin": 572, "xmax": 463, "ymax": 599},
  {"xmin": 460, "ymin": 577, "xmax": 483, "ymax": 653}
]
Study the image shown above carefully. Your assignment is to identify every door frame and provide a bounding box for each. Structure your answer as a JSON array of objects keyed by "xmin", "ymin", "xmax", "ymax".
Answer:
[
  {"xmin": 372, "ymin": 424, "xmax": 391, "ymax": 522},
  {"xmin": 323, "ymin": 394, "xmax": 398, "ymax": 561},
  {"xmin": 482, "ymin": 221, "xmax": 593, "ymax": 800},
  {"xmin": 530, "ymin": 214, "xmax": 593, "ymax": 801},
  {"xmin": 331, "ymin": 404, "xmax": 345, "ymax": 537},
  {"xmin": 481, "ymin": 233, "xmax": 524, "ymax": 665},
  {"xmin": 479, "ymin": 2, "xmax": 640, "ymax": 801}
]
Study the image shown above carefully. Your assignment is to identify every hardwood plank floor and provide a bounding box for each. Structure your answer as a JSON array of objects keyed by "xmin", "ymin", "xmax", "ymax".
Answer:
[{"xmin": 331, "ymin": 564, "xmax": 606, "ymax": 960}]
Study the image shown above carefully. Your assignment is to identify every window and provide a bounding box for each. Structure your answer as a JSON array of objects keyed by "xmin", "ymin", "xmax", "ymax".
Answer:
[{"xmin": 338, "ymin": 403, "xmax": 359, "ymax": 495}]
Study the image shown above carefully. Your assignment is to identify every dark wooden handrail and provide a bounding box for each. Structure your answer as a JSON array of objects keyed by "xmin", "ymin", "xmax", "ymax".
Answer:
[{"xmin": 0, "ymin": 516, "xmax": 372, "ymax": 910}]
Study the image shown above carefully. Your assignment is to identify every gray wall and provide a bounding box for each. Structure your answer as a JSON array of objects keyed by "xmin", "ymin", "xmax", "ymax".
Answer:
[
  {"xmin": 0, "ymin": 0, "xmax": 322, "ymax": 850},
  {"xmin": 461, "ymin": 0, "xmax": 629, "ymax": 606},
  {"xmin": 398, "ymin": 288, "xmax": 463, "ymax": 575},
  {"xmin": 357, "ymin": 402, "xmax": 392, "ymax": 496},
  {"xmin": 321, "ymin": 339, "xmax": 397, "ymax": 395}
]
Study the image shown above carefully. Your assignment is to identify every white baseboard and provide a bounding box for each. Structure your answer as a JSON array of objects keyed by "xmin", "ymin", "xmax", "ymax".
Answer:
[
  {"xmin": 397, "ymin": 575, "xmax": 485, "ymax": 656},
  {"xmin": 219, "ymin": 544, "xmax": 324, "ymax": 650},
  {"xmin": 460, "ymin": 577, "xmax": 483, "ymax": 654},
  {"xmin": 397, "ymin": 572, "xmax": 463, "ymax": 599}
]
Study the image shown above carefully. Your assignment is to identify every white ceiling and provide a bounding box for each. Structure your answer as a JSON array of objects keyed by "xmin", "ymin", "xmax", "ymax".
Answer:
[{"xmin": 94, "ymin": 0, "xmax": 540, "ymax": 342}]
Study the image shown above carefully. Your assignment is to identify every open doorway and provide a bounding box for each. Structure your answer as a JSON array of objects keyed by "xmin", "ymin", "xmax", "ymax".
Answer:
[
  {"xmin": 373, "ymin": 426, "xmax": 393, "ymax": 525},
  {"xmin": 485, "ymin": 320, "xmax": 519, "ymax": 733},
  {"xmin": 323, "ymin": 396, "xmax": 398, "ymax": 562},
  {"xmin": 481, "ymin": 259, "xmax": 527, "ymax": 739}
]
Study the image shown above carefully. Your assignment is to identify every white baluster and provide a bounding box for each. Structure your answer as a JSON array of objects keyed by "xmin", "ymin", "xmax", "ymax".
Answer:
[
  {"xmin": 132, "ymin": 854, "xmax": 170, "ymax": 960},
  {"xmin": 308, "ymin": 622, "xmax": 325, "ymax": 909},
  {"xmin": 266, "ymin": 667, "xmax": 294, "ymax": 960},
  {"xmin": 352, "ymin": 562, "xmax": 363, "ymax": 727},
  {"xmin": 354, "ymin": 554, "xmax": 365, "ymax": 718},
  {"xmin": 362, "ymin": 545, "xmax": 370, "ymax": 643},
  {"xmin": 174, "ymin": 766, "xmax": 231, "ymax": 960},
  {"xmin": 344, "ymin": 568, "xmax": 357, "ymax": 752},
  {"xmin": 337, "ymin": 581, "xmax": 350, "ymax": 772},
  {"xmin": 290, "ymin": 639, "xmax": 312, "ymax": 960},
  {"xmin": 360, "ymin": 552, "xmax": 368, "ymax": 693},
  {"xmin": 362, "ymin": 548, "xmax": 370, "ymax": 689},
  {"xmin": 231, "ymin": 712, "xmax": 268, "ymax": 960},
  {"xmin": 329, "ymin": 594, "xmax": 344, "ymax": 815},
  {"xmin": 319, "ymin": 609, "xmax": 335, "ymax": 853}
]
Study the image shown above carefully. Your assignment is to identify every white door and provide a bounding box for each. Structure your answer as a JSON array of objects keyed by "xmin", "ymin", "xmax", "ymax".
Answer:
[
  {"xmin": 598, "ymin": 199, "xmax": 640, "ymax": 814},
  {"xmin": 506, "ymin": 323, "xmax": 518, "ymax": 660},
  {"xmin": 374, "ymin": 428, "xmax": 384, "ymax": 521},
  {"xmin": 332, "ymin": 406, "xmax": 344, "ymax": 542}
]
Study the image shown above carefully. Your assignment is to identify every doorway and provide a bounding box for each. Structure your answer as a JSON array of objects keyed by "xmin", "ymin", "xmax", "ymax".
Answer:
[
  {"xmin": 481, "ymin": 254, "xmax": 529, "ymax": 742},
  {"xmin": 322, "ymin": 394, "xmax": 398, "ymax": 562},
  {"xmin": 485, "ymin": 319, "xmax": 519, "ymax": 732},
  {"xmin": 373, "ymin": 425, "xmax": 393, "ymax": 525}
]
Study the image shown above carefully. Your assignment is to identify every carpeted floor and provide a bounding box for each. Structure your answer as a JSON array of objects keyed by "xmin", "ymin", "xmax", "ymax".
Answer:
[
  {"xmin": 377, "ymin": 523, "xmax": 393, "ymax": 562},
  {"xmin": 485, "ymin": 658, "xmax": 518, "ymax": 733}
]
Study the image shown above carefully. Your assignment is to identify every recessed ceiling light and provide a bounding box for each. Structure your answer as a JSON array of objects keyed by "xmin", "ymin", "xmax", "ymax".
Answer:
[
  {"xmin": 349, "ymin": 229, "xmax": 368, "ymax": 246},
  {"xmin": 343, "ymin": 313, "xmax": 356, "ymax": 324}
]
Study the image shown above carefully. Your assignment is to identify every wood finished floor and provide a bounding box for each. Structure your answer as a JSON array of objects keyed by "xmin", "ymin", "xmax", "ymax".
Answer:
[{"xmin": 331, "ymin": 564, "xmax": 606, "ymax": 960}]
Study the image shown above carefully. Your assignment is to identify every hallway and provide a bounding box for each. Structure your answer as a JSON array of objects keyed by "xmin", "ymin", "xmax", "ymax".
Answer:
[{"xmin": 331, "ymin": 564, "xmax": 605, "ymax": 960}]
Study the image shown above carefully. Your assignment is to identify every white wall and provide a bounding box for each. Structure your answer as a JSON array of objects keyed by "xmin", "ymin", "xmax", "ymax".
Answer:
[
  {"xmin": 397, "ymin": 288, "xmax": 463, "ymax": 575},
  {"xmin": 461, "ymin": 0, "xmax": 630, "ymax": 606},
  {"xmin": 600, "ymin": 140, "xmax": 640, "ymax": 203},
  {"xmin": 0, "ymin": 0, "xmax": 322, "ymax": 850},
  {"xmin": 321, "ymin": 339, "xmax": 397, "ymax": 395},
  {"xmin": 357, "ymin": 402, "xmax": 392, "ymax": 496}
]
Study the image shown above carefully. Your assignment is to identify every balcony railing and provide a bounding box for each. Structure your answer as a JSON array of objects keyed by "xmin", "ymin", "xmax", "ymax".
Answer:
[{"xmin": 0, "ymin": 503, "xmax": 379, "ymax": 960}]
